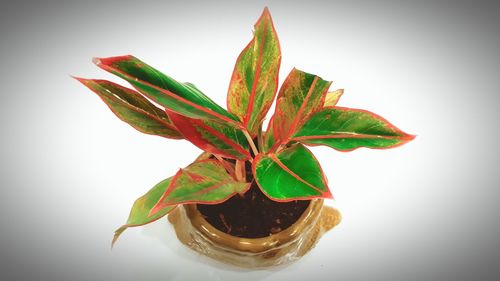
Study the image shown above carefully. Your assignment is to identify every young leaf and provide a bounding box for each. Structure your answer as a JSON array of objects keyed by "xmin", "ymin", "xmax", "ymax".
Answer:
[
  {"xmin": 227, "ymin": 7, "xmax": 281, "ymax": 137},
  {"xmin": 266, "ymin": 68, "xmax": 331, "ymax": 151},
  {"xmin": 292, "ymin": 107, "xmax": 415, "ymax": 151},
  {"xmin": 253, "ymin": 143, "xmax": 332, "ymax": 201},
  {"xmin": 324, "ymin": 89, "xmax": 344, "ymax": 107},
  {"xmin": 112, "ymin": 177, "xmax": 176, "ymax": 247},
  {"xmin": 76, "ymin": 78, "xmax": 182, "ymax": 139},
  {"xmin": 150, "ymin": 159, "xmax": 251, "ymax": 216},
  {"xmin": 94, "ymin": 55, "xmax": 242, "ymax": 126},
  {"xmin": 166, "ymin": 110, "xmax": 251, "ymax": 160}
]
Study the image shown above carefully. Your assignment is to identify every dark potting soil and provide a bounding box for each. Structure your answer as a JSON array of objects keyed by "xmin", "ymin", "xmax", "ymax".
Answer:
[{"xmin": 197, "ymin": 161, "xmax": 310, "ymax": 238}]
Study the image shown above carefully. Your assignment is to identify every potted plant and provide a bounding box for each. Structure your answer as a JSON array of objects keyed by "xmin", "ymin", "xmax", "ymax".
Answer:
[{"xmin": 75, "ymin": 7, "xmax": 414, "ymax": 267}]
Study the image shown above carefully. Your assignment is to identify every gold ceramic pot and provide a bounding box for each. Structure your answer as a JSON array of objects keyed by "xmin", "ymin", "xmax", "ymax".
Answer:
[{"xmin": 168, "ymin": 199, "xmax": 341, "ymax": 268}]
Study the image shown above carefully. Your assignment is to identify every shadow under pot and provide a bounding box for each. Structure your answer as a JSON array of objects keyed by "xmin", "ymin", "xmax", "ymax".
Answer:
[{"xmin": 168, "ymin": 197, "xmax": 341, "ymax": 268}]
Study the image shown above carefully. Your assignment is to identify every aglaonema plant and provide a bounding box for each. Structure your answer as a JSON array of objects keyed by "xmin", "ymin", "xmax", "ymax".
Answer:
[{"xmin": 75, "ymin": 7, "xmax": 414, "ymax": 246}]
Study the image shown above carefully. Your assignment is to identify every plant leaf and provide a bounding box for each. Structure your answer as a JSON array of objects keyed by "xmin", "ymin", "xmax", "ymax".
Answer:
[
  {"xmin": 166, "ymin": 110, "xmax": 252, "ymax": 160},
  {"xmin": 253, "ymin": 143, "xmax": 332, "ymax": 201},
  {"xmin": 293, "ymin": 107, "xmax": 415, "ymax": 151},
  {"xmin": 262, "ymin": 117, "xmax": 275, "ymax": 152},
  {"xmin": 76, "ymin": 78, "xmax": 182, "ymax": 139},
  {"xmin": 265, "ymin": 68, "xmax": 331, "ymax": 151},
  {"xmin": 150, "ymin": 159, "xmax": 251, "ymax": 216},
  {"xmin": 112, "ymin": 177, "xmax": 175, "ymax": 247},
  {"xmin": 94, "ymin": 55, "xmax": 242, "ymax": 126},
  {"xmin": 227, "ymin": 7, "xmax": 281, "ymax": 137},
  {"xmin": 324, "ymin": 89, "xmax": 344, "ymax": 107}
]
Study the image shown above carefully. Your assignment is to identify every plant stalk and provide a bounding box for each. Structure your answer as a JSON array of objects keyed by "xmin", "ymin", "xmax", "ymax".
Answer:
[
  {"xmin": 257, "ymin": 124, "xmax": 264, "ymax": 152},
  {"xmin": 243, "ymin": 130, "xmax": 259, "ymax": 156},
  {"xmin": 275, "ymin": 144, "xmax": 285, "ymax": 154},
  {"xmin": 235, "ymin": 160, "xmax": 246, "ymax": 183},
  {"xmin": 213, "ymin": 154, "xmax": 235, "ymax": 176}
]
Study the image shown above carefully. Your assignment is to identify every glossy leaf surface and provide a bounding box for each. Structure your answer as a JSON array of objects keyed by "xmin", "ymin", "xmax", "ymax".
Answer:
[
  {"xmin": 293, "ymin": 107, "xmax": 415, "ymax": 151},
  {"xmin": 150, "ymin": 159, "xmax": 250, "ymax": 216},
  {"xmin": 94, "ymin": 55, "xmax": 241, "ymax": 126},
  {"xmin": 166, "ymin": 110, "xmax": 251, "ymax": 160},
  {"xmin": 227, "ymin": 7, "xmax": 281, "ymax": 136},
  {"xmin": 324, "ymin": 89, "xmax": 344, "ymax": 107},
  {"xmin": 253, "ymin": 144, "xmax": 331, "ymax": 201},
  {"xmin": 266, "ymin": 68, "xmax": 331, "ymax": 151},
  {"xmin": 76, "ymin": 78, "xmax": 182, "ymax": 139},
  {"xmin": 112, "ymin": 177, "xmax": 175, "ymax": 246}
]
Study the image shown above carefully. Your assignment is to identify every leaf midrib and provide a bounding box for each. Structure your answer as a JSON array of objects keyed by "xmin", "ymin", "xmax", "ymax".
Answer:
[
  {"xmin": 269, "ymin": 154, "xmax": 324, "ymax": 194},
  {"xmin": 271, "ymin": 75, "xmax": 323, "ymax": 152},
  {"xmin": 292, "ymin": 132, "xmax": 409, "ymax": 140},
  {"xmin": 243, "ymin": 15, "xmax": 269, "ymax": 127},
  {"xmin": 97, "ymin": 61, "xmax": 243, "ymax": 128}
]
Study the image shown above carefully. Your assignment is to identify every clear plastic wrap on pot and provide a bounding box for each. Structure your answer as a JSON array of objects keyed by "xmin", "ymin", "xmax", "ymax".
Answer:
[{"xmin": 169, "ymin": 199, "xmax": 341, "ymax": 268}]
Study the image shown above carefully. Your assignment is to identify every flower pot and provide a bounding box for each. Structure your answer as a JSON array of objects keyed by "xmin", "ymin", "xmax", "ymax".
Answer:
[{"xmin": 168, "ymin": 198, "xmax": 341, "ymax": 268}]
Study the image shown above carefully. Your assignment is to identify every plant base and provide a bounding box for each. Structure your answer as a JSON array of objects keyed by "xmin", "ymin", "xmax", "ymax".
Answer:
[{"xmin": 168, "ymin": 199, "xmax": 341, "ymax": 268}]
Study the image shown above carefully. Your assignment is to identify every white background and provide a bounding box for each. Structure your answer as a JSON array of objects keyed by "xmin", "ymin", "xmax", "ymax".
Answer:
[{"xmin": 1, "ymin": 1, "xmax": 499, "ymax": 280}]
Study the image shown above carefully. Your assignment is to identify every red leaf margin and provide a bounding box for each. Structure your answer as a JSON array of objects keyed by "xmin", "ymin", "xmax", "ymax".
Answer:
[
  {"xmin": 74, "ymin": 77, "xmax": 183, "ymax": 139},
  {"xmin": 268, "ymin": 72, "xmax": 332, "ymax": 152},
  {"xmin": 226, "ymin": 7, "xmax": 282, "ymax": 136},
  {"xmin": 166, "ymin": 110, "xmax": 252, "ymax": 160},
  {"xmin": 149, "ymin": 159, "xmax": 251, "ymax": 217},
  {"xmin": 252, "ymin": 148, "xmax": 333, "ymax": 202},
  {"xmin": 94, "ymin": 55, "xmax": 245, "ymax": 129},
  {"xmin": 292, "ymin": 106, "xmax": 416, "ymax": 152}
]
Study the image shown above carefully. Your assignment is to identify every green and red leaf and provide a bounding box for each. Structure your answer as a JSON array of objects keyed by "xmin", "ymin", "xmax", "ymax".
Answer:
[
  {"xmin": 166, "ymin": 110, "xmax": 251, "ymax": 160},
  {"xmin": 227, "ymin": 7, "xmax": 281, "ymax": 137},
  {"xmin": 94, "ymin": 55, "xmax": 242, "ymax": 126},
  {"xmin": 253, "ymin": 143, "xmax": 332, "ymax": 201},
  {"xmin": 324, "ymin": 89, "xmax": 344, "ymax": 107},
  {"xmin": 76, "ymin": 78, "xmax": 182, "ymax": 139},
  {"xmin": 265, "ymin": 68, "xmax": 331, "ymax": 151},
  {"xmin": 263, "ymin": 124, "xmax": 275, "ymax": 152},
  {"xmin": 112, "ymin": 177, "xmax": 176, "ymax": 247},
  {"xmin": 150, "ymin": 159, "xmax": 251, "ymax": 216},
  {"xmin": 293, "ymin": 107, "xmax": 415, "ymax": 151}
]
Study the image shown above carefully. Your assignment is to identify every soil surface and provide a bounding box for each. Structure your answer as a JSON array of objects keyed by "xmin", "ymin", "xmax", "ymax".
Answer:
[{"xmin": 197, "ymin": 161, "xmax": 310, "ymax": 238}]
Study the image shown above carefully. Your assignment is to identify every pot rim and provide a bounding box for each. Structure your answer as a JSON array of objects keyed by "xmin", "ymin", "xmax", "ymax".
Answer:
[{"xmin": 183, "ymin": 199, "xmax": 324, "ymax": 253}]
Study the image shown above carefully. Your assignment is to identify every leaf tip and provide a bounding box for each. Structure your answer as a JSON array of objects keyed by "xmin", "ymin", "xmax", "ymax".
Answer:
[
  {"xmin": 72, "ymin": 75, "xmax": 87, "ymax": 82},
  {"xmin": 263, "ymin": 6, "xmax": 271, "ymax": 16},
  {"xmin": 398, "ymin": 129, "xmax": 416, "ymax": 143},
  {"xmin": 93, "ymin": 55, "xmax": 136, "ymax": 68},
  {"xmin": 404, "ymin": 133, "xmax": 417, "ymax": 142},
  {"xmin": 73, "ymin": 76, "xmax": 96, "ymax": 89},
  {"xmin": 111, "ymin": 237, "xmax": 117, "ymax": 250},
  {"xmin": 324, "ymin": 189, "xmax": 334, "ymax": 200},
  {"xmin": 92, "ymin": 57, "xmax": 102, "ymax": 66},
  {"xmin": 336, "ymin": 89, "xmax": 345, "ymax": 97},
  {"xmin": 111, "ymin": 227, "xmax": 126, "ymax": 249},
  {"xmin": 257, "ymin": 6, "xmax": 273, "ymax": 26}
]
